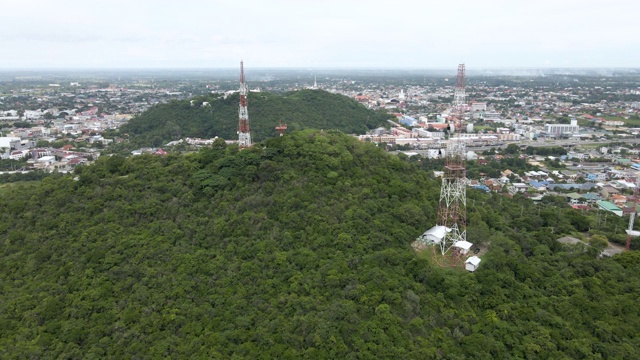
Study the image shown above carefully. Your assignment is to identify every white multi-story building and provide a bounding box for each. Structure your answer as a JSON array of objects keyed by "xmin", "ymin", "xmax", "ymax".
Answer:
[
  {"xmin": 471, "ymin": 102, "xmax": 487, "ymax": 112},
  {"xmin": 544, "ymin": 119, "xmax": 579, "ymax": 134}
]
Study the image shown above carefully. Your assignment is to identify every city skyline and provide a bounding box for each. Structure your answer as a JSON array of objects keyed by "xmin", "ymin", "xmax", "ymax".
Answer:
[{"xmin": 1, "ymin": 0, "xmax": 638, "ymax": 69}]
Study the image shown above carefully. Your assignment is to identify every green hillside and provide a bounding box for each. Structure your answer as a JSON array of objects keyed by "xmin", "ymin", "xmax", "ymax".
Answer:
[
  {"xmin": 120, "ymin": 89, "xmax": 392, "ymax": 147},
  {"xmin": 1, "ymin": 131, "xmax": 639, "ymax": 359}
]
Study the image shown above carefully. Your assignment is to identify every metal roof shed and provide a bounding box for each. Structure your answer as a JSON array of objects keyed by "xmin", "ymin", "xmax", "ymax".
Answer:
[
  {"xmin": 465, "ymin": 256, "xmax": 481, "ymax": 272},
  {"xmin": 453, "ymin": 240, "xmax": 473, "ymax": 255},
  {"xmin": 417, "ymin": 225, "xmax": 450, "ymax": 244}
]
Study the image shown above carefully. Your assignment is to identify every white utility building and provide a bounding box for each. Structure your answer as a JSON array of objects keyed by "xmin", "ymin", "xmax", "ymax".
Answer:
[
  {"xmin": 453, "ymin": 241, "xmax": 473, "ymax": 255},
  {"xmin": 465, "ymin": 256, "xmax": 482, "ymax": 272},
  {"xmin": 417, "ymin": 225, "xmax": 450, "ymax": 244}
]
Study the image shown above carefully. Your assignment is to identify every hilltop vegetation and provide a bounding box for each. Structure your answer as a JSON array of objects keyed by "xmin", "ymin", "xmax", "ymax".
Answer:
[
  {"xmin": 1, "ymin": 131, "xmax": 639, "ymax": 359},
  {"xmin": 119, "ymin": 89, "xmax": 392, "ymax": 147}
]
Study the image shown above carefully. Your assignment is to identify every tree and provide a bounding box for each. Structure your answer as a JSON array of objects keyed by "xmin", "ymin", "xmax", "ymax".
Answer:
[
  {"xmin": 504, "ymin": 144, "xmax": 520, "ymax": 155},
  {"xmin": 589, "ymin": 234, "xmax": 609, "ymax": 252}
]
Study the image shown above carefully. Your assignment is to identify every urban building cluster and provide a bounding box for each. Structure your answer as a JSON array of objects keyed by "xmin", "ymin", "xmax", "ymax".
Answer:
[
  {"xmin": 0, "ymin": 79, "xmax": 195, "ymax": 171},
  {"xmin": 1, "ymin": 68, "xmax": 639, "ymax": 178},
  {"xmin": 428, "ymin": 145, "xmax": 640, "ymax": 218},
  {"xmin": 347, "ymin": 83, "xmax": 640, "ymax": 149}
]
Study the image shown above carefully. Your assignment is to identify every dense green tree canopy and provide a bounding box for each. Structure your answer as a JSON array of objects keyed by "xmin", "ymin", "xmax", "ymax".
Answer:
[
  {"xmin": 0, "ymin": 131, "xmax": 639, "ymax": 358},
  {"xmin": 120, "ymin": 89, "xmax": 393, "ymax": 147}
]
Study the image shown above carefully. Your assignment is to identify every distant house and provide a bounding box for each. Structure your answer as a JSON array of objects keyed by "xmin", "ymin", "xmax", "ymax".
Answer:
[
  {"xmin": 501, "ymin": 169, "xmax": 513, "ymax": 177},
  {"xmin": 585, "ymin": 172, "xmax": 607, "ymax": 181},
  {"xmin": 610, "ymin": 194, "xmax": 628, "ymax": 206},
  {"xmin": 508, "ymin": 183, "xmax": 529, "ymax": 195},
  {"xmin": 566, "ymin": 192, "xmax": 584, "ymax": 204},
  {"xmin": 484, "ymin": 179, "xmax": 503, "ymax": 192},
  {"xmin": 524, "ymin": 171, "xmax": 548, "ymax": 178},
  {"xmin": 600, "ymin": 185, "xmax": 620, "ymax": 200},
  {"xmin": 581, "ymin": 192, "xmax": 603, "ymax": 203},
  {"xmin": 561, "ymin": 170, "xmax": 579, "ymax": 181},
  {"xmin": 580, "ymin": 182, "xmax": 598, "ymax": 191}
]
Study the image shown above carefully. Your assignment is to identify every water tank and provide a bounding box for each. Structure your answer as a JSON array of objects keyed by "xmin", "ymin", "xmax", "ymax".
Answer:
[{"xmin": 466, "ymin": 124, "xmax": 474, "ymax": 133}]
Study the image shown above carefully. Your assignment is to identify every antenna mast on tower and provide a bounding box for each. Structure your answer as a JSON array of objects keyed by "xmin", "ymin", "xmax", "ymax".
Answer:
[
  {"xmin": 453, "ymin": 63, "xmax": 466, "ymax": 113},
  {"xmin": 238, "ymin": 60, "xmax": 252, "ymax": 148}
]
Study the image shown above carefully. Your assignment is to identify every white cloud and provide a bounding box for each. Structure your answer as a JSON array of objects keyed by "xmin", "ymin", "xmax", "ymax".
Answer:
[{"xmin": 0, "ymin": 0, "xmax": 638, "ymax": 68}]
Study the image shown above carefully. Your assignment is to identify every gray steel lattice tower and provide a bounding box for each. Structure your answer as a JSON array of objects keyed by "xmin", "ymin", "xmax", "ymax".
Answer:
[{"xmin": 238, "ymin": 61, "xmax": 252, "ymax": 148}]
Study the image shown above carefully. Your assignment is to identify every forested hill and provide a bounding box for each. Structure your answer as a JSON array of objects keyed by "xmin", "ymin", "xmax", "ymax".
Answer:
[
  {"xmin": 1, "ymin": 131, "xmax": 640, "ymax": 358},
  {"xmin": 120, "ymin": 89, "xmax": 392, "ymax": 147}
]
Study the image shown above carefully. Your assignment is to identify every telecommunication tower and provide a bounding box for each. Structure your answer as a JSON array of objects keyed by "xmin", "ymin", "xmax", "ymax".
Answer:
[
  {"xmin": 625, "ymin": 175, "xmax": 640, "ymax": 250},
  {"xmin": 237, "ymin": 61, "xmax": 252, "ymax": 148},
  {"xmin": 453, "ymin": 63, "xmax": 466, "ymax": 112},
  {"xmin": 415, "ymin": 138, "xmax": 471, "ymax": 267},
  {"xmin": 275, "ymin": 120, "xmax": 288, "ymax": 137},
  {"xmin": 436, "ymin": 139, "xmax": 468, "ymax": 256}
]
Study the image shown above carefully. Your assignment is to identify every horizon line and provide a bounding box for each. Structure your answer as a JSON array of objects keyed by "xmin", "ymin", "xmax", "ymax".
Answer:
[{"xmin": 1, "ymin": 66, "xmax": 639, "ymax": 71}]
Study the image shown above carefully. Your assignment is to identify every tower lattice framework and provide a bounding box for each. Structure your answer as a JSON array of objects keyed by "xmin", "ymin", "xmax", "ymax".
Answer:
[
  {"xmin": 238, "ymin": 60, "xmax": 252, "ymax": 148},
  {"xmin": 436, "ymin": 139, "xmax": 467, "ymax": 256}
]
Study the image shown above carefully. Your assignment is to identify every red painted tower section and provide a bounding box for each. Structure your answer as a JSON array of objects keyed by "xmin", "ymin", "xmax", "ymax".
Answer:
[
  {"xmin": 275, "ymin": 120, "xmax": 287, "ymax": 137},
  {"xmin": 453, "ymin": 63, "xmax": 466, "ymax": 113}
]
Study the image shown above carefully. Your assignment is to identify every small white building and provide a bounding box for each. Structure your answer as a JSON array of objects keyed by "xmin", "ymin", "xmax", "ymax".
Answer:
[
  {"xmin": 453, "ymin": 240, "xmax": 473, "ymax": 255},
  {"xmin": 9, "ymin": 150, "xmax": 29, "ymax": 160},
  {"xmin": 37, "ymin": 155, "xmax": 56, "ymax": 164},
  {"xmin": 417, "ymin": 225, "xmax": 450, "ymax": 244},
  {"xmin": 465, "ymin": 256, "xmax": 482, "ymax": 272}
]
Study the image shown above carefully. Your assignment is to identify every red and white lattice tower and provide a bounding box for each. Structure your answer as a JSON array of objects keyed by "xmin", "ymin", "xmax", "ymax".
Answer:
[
  {"xmin": 237, "ymin": 60, "xmax": 252, "ymax": 148},
  {"xmin": 436, "ymin": 139, "xmax": 467, "ymax": 257},
  {"xmin": 453, "ymin": 63, "xmax": 466, "ymax": 112},
  {"xmin": 414, "ymin": 138, "xmax": 469, "ymax": 267},
  {"xmin": 625, "ymin": 175, "xmax": 640, "ymax": 251}
]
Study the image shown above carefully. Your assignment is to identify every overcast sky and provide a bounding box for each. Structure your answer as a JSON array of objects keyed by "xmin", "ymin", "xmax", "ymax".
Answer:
[{"xmin": 1, "ymin": 0, "xmax": 638, "ymax": 69}]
